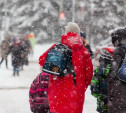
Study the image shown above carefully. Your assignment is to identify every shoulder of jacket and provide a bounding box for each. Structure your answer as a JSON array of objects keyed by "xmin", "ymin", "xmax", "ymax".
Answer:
[
  {"xmin": 114, "ymin": 47, "xmax": 125, "ymax": 57},
  {"xmin": 82, "ymin": 47, "xmax": 91, "ymax": 58}
]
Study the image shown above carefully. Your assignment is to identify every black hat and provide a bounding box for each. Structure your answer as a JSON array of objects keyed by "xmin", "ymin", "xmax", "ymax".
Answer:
[
  {"xmin": 80, "ymin": 31, "xmax": 86, "ymax": 39},
  {"xmin": 111, "ymin": 28, "xmax": 126, "ymax": 45}
]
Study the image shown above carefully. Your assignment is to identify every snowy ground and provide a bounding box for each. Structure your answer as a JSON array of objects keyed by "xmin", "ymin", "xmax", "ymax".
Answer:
[{"xmin": 0, "ymin": 44, "xmax": 98, "ymax": 113}]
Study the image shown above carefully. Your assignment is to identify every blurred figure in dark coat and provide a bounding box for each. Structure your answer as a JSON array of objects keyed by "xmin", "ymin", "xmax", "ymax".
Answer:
[
  {"xmin": 80, "ymin": 31, "xmax": 93, "ymax": 57},
  {"xmin": 21, "ymin": 34, "xmax": 31, "ymax": 68},
  {"xmin": 6, "ymin": 37, "xmax": 26, "ymax": 76},
  {"xmin": 107, "ymin": 28, "xmax": 126, "ymax": 113}
]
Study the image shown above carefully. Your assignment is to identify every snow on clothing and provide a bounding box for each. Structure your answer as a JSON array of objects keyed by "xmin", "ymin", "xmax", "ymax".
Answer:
[
  {"xmin": 107, "ymin": 28, "xmax": 126, "ymax": 113},
  {"xmin": 91, "ymin": 62, "xmax": 111, "ymax": 113},
  {"xmin": 39, "ymin": 32, "xmax": 93, "ymax": 113},
  {"xmin": 91, "ymin": 50, "xmax": 113, "ymax": 113},
  {"xmin": 91, "ymin": 67, "xmax": 109, "ymax": 113},
  {"xmin": 29, "ymin": 72, "xmax": 50, "ymax": 113},
  {"xmin": 107, "ymin": 47, "xmax": 126, "ymax": 113},
  {"xmin": 6, "ymin": 43, "xmax": 25, "ymax": 67}
]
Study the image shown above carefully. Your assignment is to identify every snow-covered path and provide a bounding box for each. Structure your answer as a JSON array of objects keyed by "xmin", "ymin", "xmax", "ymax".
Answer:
[
  {"xmin": 0, "ymin": 61, "xmax": 40, "ymax": 113},
  {"xmin": 0, "ymin": 44, "xmax": 98, "ymax": 113},
  {"xmin": 0, "ymin": 61, "xmax": 98, "ymax": 113},
  {"xmin": 83, "ymin": 87, "xmax": 98, "ymax": 113}
]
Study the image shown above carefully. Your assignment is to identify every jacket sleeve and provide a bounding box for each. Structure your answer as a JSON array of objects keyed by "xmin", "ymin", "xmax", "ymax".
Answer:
[
  {"xmin": 85, "ymin": 50, "xmax": 93, "ymax": 89},
  {"xmin": 29, "ymin": 76, "xmax": 38, "ymax": 112},
  {"xmin": 39, "ymin": 44, "xmax": 56, "ymax": 66},
  {"xmin": 90, "ymin": 68, "xmax": 100, "ymax": 98},
  {"xmin": 6, "ymin": 46, "xmax": 13, "ymax": 56},
  {"xmin": 107, "ymin": 51, "xmax": 123, "ymax": 82}
]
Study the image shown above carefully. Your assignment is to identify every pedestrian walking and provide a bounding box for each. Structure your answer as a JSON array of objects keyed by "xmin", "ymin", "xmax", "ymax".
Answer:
[
  {"xmin": 0, "ymin": 35, "xmax": 10, "ymax": 68},
  {"xmin": 91, "ymin": 49, "xmax": 113, "ymax": 113},
  {"xmin": 6, "ymin": 37, "xmax": 26, "ymax": 76},
  {"xmin": 107, "ymin": 28, "xmax": 126, "ymax": 113},
  {"xmin": 27, "ymin": 33, "xmax": 36, "ymax": 56},
  {"xmin": 39, "ymin": 22, "xmax": 93, "ymax": 113}
]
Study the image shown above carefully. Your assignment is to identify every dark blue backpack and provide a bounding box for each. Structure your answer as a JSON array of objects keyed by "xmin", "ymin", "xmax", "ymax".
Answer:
[
  {"xmin": 42, "ymin": 44, "xmax": 77, "ymax": 85},
  {"xmin": 117, "ymin": 47, "xmax": 126, "ymax": 82}
]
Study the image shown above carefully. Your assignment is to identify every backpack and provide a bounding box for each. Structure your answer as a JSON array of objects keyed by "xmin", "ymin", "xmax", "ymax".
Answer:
[
  {"xmin": 117, "ymin": 54, "xmax": 126, "ymax": 82},
  {"xmin": 29, "ymin": 72, "xmax": 50, "ymax": 112},
  {"xmin": 42, "ymin": 43, "xmax": 77, "ymax": 86}
]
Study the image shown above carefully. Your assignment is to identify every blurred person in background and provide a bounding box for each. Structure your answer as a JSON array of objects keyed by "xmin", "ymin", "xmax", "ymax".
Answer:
[
  {"xmin": 21, "ymin": 34, "xmax": 31, "ymax": 69},
  {"xmin": 80, "ymin": 31, "xmax": 93, "ymax": 58},
  {"xmin": 27, "ymin": 33, "xmax": 36, "ymax": 56},
  {"xmin": 0, "ymin": 34, "xmax": 10, "ymax": 69},
  {"xmin": 6, "ymin": 37, "xmax": 26, "ymax": 76}
]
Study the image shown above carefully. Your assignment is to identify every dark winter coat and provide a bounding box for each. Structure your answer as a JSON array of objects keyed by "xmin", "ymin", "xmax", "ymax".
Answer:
[
  {"xmin": 29, "ymin": 72, "xmax": 50, "ymax": 113},
  {"xmin": 107, "ymin": 46, "xmax": 126, "ymax": 113},
  {"xmin": 6, "ymin": 43, "xmax": 25, "ymax": 67},
  {"xmin": 21, "ymin": 39, "xmax": 31, "ymax": 65},
  {"xmin": 39, "ymin": 32, "xmax": 93, "ymax": 113},
  {"xmin": 21, "ymin": 39, "xmax": 31, "ymax": 56}
]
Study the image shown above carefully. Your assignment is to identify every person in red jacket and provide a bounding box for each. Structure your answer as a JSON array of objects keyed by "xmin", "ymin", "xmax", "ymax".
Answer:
[{"xmin": 39, "ymin": 22, "xmax": 93, "ymax": 113}]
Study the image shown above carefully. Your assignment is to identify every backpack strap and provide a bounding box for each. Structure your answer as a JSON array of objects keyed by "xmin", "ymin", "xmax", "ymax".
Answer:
[
  {"xmin": 67, "ymin": 56, "xmax": 77, "ymax": 86},
  {"xmin": 71, "ymin": 70, "xmax": 77, "ymax": 86},
  {"xmin": 67, "ymin": 65, "xmax": 77, "ymax": 86}
]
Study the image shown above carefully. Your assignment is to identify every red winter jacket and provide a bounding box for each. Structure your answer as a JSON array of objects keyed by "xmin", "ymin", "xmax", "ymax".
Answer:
[{"xmin": 39, "ymin": 32, "xmax": 93, "ymax": 113}]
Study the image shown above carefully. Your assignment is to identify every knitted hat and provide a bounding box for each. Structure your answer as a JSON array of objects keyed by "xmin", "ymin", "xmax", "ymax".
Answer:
[{"xmin": 65, "ymin": 22, "xmax": 80, "ymax": 34}]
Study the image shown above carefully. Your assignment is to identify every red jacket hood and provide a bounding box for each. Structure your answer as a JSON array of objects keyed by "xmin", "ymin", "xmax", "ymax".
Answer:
[{"xmin": 61, "ymin": 32, "xmax": 83, "ymax": 50}]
